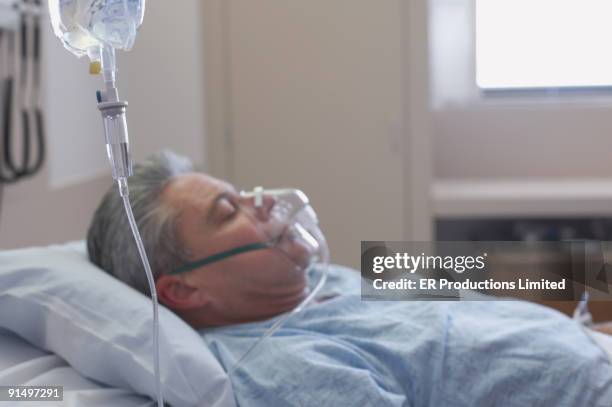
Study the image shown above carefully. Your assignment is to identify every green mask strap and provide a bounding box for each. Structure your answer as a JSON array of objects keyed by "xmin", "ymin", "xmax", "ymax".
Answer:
[{"xmin": 169, "ymin": 242, "xmax": 272, "ymax": 275}]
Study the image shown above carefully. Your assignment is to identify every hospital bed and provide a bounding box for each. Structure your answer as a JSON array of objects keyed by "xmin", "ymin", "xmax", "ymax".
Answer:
[{"xmin": 3, "ymin": 241, "xmax": 612, "ymax": 407}]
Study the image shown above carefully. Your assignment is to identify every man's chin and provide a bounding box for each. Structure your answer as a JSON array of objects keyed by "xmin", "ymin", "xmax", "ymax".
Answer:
[
  {"xmin": 279, "ymin": 288, "xmax": 308, "ymax": 314},
  {"xmin": 277, "ymin": 275, "xmax": 309, "ymax": 307}
]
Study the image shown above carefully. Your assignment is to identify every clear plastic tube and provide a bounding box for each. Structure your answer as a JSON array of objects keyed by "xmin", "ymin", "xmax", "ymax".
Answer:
[
  {"xmin": 100, "ymin": 46, "xmax": 118, "ymax": 93},
  {"xmin": 229, "ymin": 241, "xmax": 330, "ymax": 373},
  {"xmin": 118, "ymin": 178, "xmax": 164, "ymax": 407}
]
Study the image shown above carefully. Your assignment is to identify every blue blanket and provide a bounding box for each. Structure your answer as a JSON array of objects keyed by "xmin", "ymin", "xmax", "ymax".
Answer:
[{"xmin": 200, "ymin": 266, "xmax": 612, "ymax": 406}]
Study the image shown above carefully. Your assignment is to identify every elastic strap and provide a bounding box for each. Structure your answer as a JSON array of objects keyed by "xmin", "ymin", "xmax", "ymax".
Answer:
[{"xmin": 170, "ymin": 242, "xmax": 271, "ymax": 275}]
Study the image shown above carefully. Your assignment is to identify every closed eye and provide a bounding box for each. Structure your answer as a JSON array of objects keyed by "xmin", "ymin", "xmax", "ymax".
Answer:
[{"xmin": 218, "ymin": 197, "xmax": 237, "ymax": 219}]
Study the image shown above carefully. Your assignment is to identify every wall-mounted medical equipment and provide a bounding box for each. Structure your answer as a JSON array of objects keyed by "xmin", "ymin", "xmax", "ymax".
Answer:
[{"xmin": 0, "ymin": 0, "xmax": 46, "ymax": 219}]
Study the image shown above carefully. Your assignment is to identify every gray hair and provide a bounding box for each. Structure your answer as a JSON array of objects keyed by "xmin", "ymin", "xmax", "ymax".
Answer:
[{"xmin": 87, "ymin": 150, "xmax": 194, "ymax": 295}]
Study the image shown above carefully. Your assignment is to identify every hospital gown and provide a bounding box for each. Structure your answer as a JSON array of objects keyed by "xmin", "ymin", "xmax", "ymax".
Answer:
[{"xmin": 200, "ymin": 266, "xmax": 612, "ymax": 407}]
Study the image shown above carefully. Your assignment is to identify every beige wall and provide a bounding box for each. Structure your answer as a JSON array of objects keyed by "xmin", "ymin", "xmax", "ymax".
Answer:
[
  {"xmin": 0, "ymin": 174, "xmax": 110, "ymax": 249},
  {"xmin": 203, "ymin": 0, "xmax": 433, "ymax": 268},
  {"xmin": 434, "ymin": 105, "xmax": 612, "ymax": 179}
]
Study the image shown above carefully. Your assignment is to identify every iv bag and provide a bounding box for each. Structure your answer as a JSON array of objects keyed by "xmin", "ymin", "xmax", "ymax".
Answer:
[{"xmin": 48, "ymin": 0, "xmax": 145, "ymax": 58}]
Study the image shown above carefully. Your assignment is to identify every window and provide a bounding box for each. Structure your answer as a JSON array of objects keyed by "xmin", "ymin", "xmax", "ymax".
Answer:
[{"xmin": 476, "ymin": 0, "xmax": 612, "ymax": 90}]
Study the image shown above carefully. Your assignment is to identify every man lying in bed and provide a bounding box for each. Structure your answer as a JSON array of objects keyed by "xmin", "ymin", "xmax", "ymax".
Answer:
[{"xmin": 87, "ymin": 151, "xmax": 612, "ymax": 407}]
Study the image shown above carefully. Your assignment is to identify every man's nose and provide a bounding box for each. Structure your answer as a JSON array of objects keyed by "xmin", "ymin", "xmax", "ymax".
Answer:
[
  {"xmin": 241, "ymin": 194, "xmax": 276, "ymax": 222},
  {"xmin": 255, "ymin": 195, "xmax": 276, "ymax": 222}
]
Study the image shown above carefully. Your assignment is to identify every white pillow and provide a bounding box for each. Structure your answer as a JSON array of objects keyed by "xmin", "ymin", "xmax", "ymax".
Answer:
[{"xmin": 0, "ymin": 241, "xmax": 236, "ymax": 407}]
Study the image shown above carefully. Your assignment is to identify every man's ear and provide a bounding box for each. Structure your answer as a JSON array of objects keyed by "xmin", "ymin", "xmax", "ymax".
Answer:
[{"xmin": 156, "ymin": 274, "xmax": 210, "ymax": 310}]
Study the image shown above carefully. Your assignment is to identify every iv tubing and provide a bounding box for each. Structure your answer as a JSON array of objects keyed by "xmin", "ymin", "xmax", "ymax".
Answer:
[
  {"xmin": 97, "ymin": 47, "xmax": 161, "ymax": 404},
  {"xmin": 118, "ymin": 177, "xmax": 164, "ymax": 407}
]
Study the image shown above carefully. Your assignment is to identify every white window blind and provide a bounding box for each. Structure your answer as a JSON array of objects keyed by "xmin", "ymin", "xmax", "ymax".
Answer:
[{"xmin": 476, "ymin": 0, "xmax": 612, "ymax": 90}]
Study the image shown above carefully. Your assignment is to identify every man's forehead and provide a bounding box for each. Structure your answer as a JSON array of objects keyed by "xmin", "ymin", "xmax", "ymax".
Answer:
[{"xmin": 163, "ymin": 173, "xmax": 234, "ymax": 207}]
